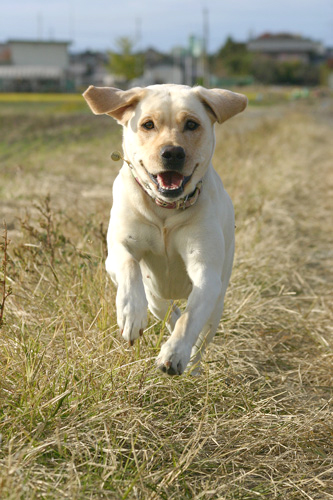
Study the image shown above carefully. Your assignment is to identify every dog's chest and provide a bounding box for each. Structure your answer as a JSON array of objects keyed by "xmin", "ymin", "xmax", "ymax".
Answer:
[{"xmin": 125, "ymin": 222, "xmax": 192, "ymax": 299}]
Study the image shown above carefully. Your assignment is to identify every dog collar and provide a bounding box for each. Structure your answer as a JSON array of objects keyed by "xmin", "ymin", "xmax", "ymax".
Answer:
[{"xmin": 111, "ymin": 151, "xmax": 202, "ymax": 210}]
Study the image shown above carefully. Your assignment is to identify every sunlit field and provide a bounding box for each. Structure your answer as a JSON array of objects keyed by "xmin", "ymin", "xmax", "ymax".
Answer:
[{"xmin": 0, "ymin": 91, "xmax": 332, "ymax": 499}]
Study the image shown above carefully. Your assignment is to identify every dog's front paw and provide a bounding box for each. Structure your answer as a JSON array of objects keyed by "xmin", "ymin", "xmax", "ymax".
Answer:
[
  {"xmin": 156, "ymin": 339, "xmax": 192, "ymax": 376},
  {"xmin": 117, "ymin": 294, "xmax": 148, "ymax": 345}
]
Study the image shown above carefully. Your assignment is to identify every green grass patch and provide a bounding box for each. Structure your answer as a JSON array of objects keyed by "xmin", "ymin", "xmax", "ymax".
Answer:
[{"xmin": 0, "ymin": 92, "xmax": 89, "ymax": 113}]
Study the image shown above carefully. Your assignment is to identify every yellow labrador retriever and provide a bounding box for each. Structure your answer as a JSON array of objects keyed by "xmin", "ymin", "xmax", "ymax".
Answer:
[{"xmin": 83, "ymin": 84, "xmax": 247, "ymax": 375}]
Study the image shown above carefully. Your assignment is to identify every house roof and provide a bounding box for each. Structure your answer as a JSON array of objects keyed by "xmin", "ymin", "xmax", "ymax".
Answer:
[
  {"xmin": 8, "ymin": 39, "xmax": 71, "ymax": 46},
  {"xmin": 247, "ymin": 33, "xmax": 324, "ymax": 55}
]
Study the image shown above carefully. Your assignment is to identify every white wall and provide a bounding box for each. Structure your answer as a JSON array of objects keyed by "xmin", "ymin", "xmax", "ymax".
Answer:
[{"xmin": 9, "ymin": 41, "xmax": 69, "ymax": 69}]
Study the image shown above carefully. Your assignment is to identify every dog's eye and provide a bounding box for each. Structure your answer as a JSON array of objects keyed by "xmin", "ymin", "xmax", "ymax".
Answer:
[
  {"xmin": 142, "ymin": 120, "xmax": 155, "ymax": 130},
  {"xmin": 185, "ymin": 120, "xmax": 200, "ymax": 131}
]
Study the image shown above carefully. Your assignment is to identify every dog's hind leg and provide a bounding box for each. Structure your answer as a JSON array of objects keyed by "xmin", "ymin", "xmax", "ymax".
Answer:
[{"xmin": 145, "ymin": 288, "xmax": 181, "ymax": 332}]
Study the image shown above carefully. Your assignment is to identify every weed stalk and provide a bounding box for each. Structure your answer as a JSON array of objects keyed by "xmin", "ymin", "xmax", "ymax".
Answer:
[{"xmin": 0, "ymin": 221, "xmax": 12, "ymax": 328}]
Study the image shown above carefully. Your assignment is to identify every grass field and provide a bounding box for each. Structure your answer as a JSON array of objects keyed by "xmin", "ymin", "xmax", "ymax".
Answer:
[{"xmin": 0, "ymin": 92, "xmax": 332, "ymax": 499}]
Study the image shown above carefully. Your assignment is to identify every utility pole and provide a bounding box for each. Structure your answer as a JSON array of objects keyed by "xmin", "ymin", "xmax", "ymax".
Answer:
[
  {"xmin": 135, "ymin": 17, "xmax": 142, "ymax": 46},
  {"xmin": 37, "ymin": 13, "xmax": 43, "ymax": 40},
  {"xmin": 69, "ymin": 1, "xmax": 75, "ymax": 43},
  {"xmin": 202, "ymin": 7, "xmax": 209, "ymax": 87},
  {"xmin": 135, "ymin": 17, "xmax": 143, "ymax": 79}
]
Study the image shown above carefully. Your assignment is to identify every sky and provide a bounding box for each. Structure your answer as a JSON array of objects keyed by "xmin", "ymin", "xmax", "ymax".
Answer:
[{"xmin": 1, "ymin": 0, "xmax": 332, "ymax": 53}]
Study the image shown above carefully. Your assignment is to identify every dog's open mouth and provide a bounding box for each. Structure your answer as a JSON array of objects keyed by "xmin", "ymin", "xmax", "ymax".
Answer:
[{"xmin": 148, "ymin": 171, "xmax": 192, "ymax": 198}]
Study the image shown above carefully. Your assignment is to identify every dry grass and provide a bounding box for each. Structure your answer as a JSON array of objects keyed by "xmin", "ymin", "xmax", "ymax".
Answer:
[{"xmin": 0, "ymin": 95, "xmax": 332, "ymax": 499}]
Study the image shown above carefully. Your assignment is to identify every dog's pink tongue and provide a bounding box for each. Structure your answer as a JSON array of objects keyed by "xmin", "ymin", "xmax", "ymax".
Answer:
[{"xmin": 157, "ymin": 172, "xmax": 184, "ymax": 189}]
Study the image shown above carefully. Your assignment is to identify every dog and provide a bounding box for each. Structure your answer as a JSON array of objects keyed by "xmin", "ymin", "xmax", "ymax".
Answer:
[{"xmin": 83, "ymin": 84, "xmax": 247, "ymax": 375}]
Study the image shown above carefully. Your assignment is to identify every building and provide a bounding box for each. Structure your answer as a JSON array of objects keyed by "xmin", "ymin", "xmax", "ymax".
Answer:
[
  {"xmin": 0, "ymin": 40, "xmax": 71, "ymax": 92},
  {"xmin": 247, "ymin": 33, "xmax": 325, "ymax": 63},
  {"xmin": 132, "ymin": 42, "xmax": 206, "ymax": 87},
  {"xmin": 69, "ymin": 50, "xmax": 111, "ymax": 89}
]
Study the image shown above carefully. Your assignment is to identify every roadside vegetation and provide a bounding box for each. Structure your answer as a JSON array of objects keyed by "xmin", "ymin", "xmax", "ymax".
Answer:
[
  {"xmin": 0, "ymin": 93, "xmax": 332, "ymax": 499},
  {"xmin": 211, "ymin": 36, "xmax": 323, "ymax": 86}
]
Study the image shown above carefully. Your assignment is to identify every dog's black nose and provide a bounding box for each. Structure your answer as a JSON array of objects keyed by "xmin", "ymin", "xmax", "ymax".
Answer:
[{"xmin": 160, "ymin": 146, "xmax": 185, "ymax": 170}]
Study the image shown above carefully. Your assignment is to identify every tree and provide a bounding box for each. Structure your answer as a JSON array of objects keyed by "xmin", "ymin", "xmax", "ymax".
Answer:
[
  {"xmin": 108, "ymin": 37, "xmax": 144, "ymax": 81},
  {"xmin": 213, "ymin": 36, "xmax": 253, "ymax": 76}
]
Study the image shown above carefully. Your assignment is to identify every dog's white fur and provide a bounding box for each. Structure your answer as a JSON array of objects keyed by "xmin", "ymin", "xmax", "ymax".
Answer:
[{"xmin": 83, "ymin": 84, "xmax": 247, "ymax": 375}]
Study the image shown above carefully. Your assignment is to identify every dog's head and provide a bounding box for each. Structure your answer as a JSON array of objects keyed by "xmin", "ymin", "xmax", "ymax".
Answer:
[{"xmin": 83, "ymin": 84, "xmax": 247, "ymax": 201}]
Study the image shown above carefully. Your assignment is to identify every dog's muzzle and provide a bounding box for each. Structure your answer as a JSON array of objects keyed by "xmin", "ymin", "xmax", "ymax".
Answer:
[{"xmin": 144, "ymin": 145, "xmax": 187, "ymax": 199}]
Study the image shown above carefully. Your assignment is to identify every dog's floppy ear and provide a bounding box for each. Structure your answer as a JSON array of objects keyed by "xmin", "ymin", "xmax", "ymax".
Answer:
[
  {"xmin": 194, "ymin": 86, "xmax": 248, "ymax": 124},
  {"xmin": 82, "ymin": 85, "xmax": 144, "ymax": 124}
]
